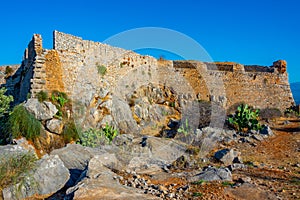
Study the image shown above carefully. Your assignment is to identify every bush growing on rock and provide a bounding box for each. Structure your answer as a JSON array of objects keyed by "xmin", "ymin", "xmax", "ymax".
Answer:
[
  {"xmin": 0, "ymin": 87, "xmax": 13, "ymax": 117},
  {"xmin": 228, "ymin": 104, "xmax": 262, "ymax": 132},
  {"xmin": 0, "ymin": 152, "xmax": 37, "ymax": 194},
  {"xmin": 284, "ymin": 106, "xmax": 300, "ymax": 117},
  {"xmin": 62, "ymin": 120, "xmax": 79, "ymax": 143},
  {"xmin": 97, "ymin": 64, "xmax": 107, "ymax": 76},
  {"xmin": 36, "ymin": 90, "xmax": 48, "ymax": 102},
  {"xmin": 4, "ymin": 66, "xmax": 13, "ymax": 77},
  {"xmin": 51, "ymin": 90, "xmax": 69, "ymax": 117},
  {"xmin": 5, "ymin": 105, "xmax": 42, "ymax": 141},
  {"xmin": 78, "ymin": 123, "xmax": 118, "ymax": 147}
]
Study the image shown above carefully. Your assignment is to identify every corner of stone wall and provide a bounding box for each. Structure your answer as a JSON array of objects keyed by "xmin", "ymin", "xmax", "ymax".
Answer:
[{"xmin": 233, "ymin": 63, "xmax": 245, "ymax": 73}]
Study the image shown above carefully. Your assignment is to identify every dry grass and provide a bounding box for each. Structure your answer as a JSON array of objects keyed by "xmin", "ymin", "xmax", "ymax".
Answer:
[{"xmin": 0, "ymin": 152, "xmax": 37, "ymax": 197}]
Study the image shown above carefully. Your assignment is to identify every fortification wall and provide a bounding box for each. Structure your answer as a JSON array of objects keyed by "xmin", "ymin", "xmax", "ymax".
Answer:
[
  {"xmin": 173, "ymin": 61, "xmax": 294, "ymax": 112},
  {"xmin": 2, "ymin": 31, "xmax": 295, "ymax": 116}
]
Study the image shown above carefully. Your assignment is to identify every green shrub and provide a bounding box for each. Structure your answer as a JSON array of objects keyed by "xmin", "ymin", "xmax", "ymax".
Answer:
[
  {"xmin": 78, "ymin": 128, "xmax": 108, "ymax": 147},
  {"xmin": 284, "ymin": 106, "xmax": 300, "ymax": 117},
  {"xmin": 178, "ymin": 119, "xmax": 190, "ymax": 136},
  {"xmin": 0, "ymin": 87, "xmax": 14, "ymax": 117},
  {"xmin": 0, "ymin": 152, "xmax": 37, "ymax": 193},
  {"xmin": 51, "ymin": 91, "xmax": 68, "ymax": 108},
  {"xmin": 97, "ymin": 65, "xmax": 107, "ymax": 76},
  {"xmin": 62, "ymin": 120, "xmax": 79, "ymax": 143},
  {"xmin": 5, "ymin": 66, "xmax": 13, "ymax": 76},
  {"xmin": 228, "ymin": 104, "xmax": 262, "ymax": 132},
  {"xmin": 78, "ymin": 124, "xmax": 118, "ymax": 147},
  {"xmin": 51, "ymin": 91, "xmax": 69, "ymax": 117},
  {"xmin": 36, "ymin": 90, "xmax": 48, "ymax": 102},
  {"xmin": 6, "ymin": 105, "xmax": 41, "ymax": 141},
  {"xmin": 101, "ymin": 123, "xmax": 118, "ymax": 143}
]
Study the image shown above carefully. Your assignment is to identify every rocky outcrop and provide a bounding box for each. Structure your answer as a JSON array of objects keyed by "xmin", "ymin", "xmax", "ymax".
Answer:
[
  {"xmin": 66, "ymin": 157, "xmax": 160, "ymax": 200},
  {"xmin": 3, "ymin": 155, "xmax": 69, "ymax": 200},
  {"xmin": 24, "ymin": 98, "xmax": 58, "ymax": 120}
]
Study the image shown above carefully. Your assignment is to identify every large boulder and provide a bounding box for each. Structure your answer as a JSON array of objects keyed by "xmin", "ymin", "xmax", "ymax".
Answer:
[
  {"xmin": 0, "ymin": 141, "xmax": 35, "ymax": 156},
  {"xmin": 50, "ymin": 144, "xmax": 106, "ymax": 187},
  {"xmin": 24, "ymin": 98, "xmax": 58, "ymax": 121},
  {"xmin": 188, "ymin": 167, "xmax": 232, "ymax": 182},
  {"xmin": 107, "ymin": 135, "xmax": 188, "ymax": 173},
  {"xmin": 67, "ymin": 157, "xmax": 160, "ymax": 200},
  {"xmin": 214, "ymin": 149, "xmax": 240, "ymax": 166},
  {"xmin": 3, "ymin": 154, "xmax": 69, "ymax": 200}
]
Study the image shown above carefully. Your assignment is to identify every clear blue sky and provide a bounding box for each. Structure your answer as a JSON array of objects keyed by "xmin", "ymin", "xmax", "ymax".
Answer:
[{"xmin": 0, "ymin": 0, "xmax": 299, "ymax": 83}]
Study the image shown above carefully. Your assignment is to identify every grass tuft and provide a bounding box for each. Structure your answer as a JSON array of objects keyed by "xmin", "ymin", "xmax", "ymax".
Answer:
[
  {"xmin": 6, "ymin": 105, "xmax": 41, "ymax": 141},
  {"xmin": 0, "ymin": 152, "xmax": 37, "ymax": 194}
]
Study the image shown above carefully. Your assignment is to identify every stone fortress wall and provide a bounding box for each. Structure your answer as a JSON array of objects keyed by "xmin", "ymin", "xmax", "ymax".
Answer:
[{"xmin": 2, "ymin": 31, "xmax": 295, "ymax": 115}]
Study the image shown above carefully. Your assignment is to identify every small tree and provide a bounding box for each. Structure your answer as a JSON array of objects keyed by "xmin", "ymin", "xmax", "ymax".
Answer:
[{"xmin": 0, "ymin": 87, "xmax": 13, "ymax": 117}]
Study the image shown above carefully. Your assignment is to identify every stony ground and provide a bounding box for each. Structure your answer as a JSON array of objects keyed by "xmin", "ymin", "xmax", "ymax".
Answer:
[
  {"xmin": 116, "ymin": 118, "xmax": 300, "ymax": 200},
  {"xmin": 189, "ymin": 118, "xmax": 300, "ymax": 199}
]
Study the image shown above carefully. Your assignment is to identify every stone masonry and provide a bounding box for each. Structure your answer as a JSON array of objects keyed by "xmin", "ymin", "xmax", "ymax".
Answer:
[{"xmin": 1, "ymin": 31, "xmax": 295, "ymax": 117}]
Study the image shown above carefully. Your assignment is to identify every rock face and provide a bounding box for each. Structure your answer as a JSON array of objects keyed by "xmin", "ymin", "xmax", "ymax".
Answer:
[
  {"xmin": 3, "ymin": 155, "xmax": 69, "ymax": 200},
  {"xmin": 50, "ymin": 144, "xmax": 106, "ymax": 187},
  {"xmin": 24, "ymin": 98, "xmax": 58, "ymax": 121}
]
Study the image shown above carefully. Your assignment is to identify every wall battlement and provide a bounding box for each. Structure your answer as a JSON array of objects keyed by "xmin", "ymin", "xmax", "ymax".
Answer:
[{"xmin": 1, "ymin": 31, "xmax": 295, "ymax": 114}]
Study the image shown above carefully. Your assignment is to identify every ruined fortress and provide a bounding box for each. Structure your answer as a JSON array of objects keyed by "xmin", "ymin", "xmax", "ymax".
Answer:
[{"xmin": 0, "ymin": 31, "xmax": 295, "ymax": 131}]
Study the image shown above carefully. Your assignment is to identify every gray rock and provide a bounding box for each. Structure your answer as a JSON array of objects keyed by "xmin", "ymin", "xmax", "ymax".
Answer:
[
  {"xmin": 252, "ymin": 134, "xmax": 264, "ymax": 141},
  {"xmin": 50, "ymin": 144, "xmax": 106, "ymax": 187},
  {"xmin": 229, "ymin": 163, "xmax": 247, "ymax": 171},
  {"xmin": 111, "ymin": 97, "xmax": 140, "ymax": 135},
  {"xmin": 46, "ymin": 118, "xmax": 63, "ymax": 134},
  {"xmin": 90, "ymin": 153, "xmax": 122, "ymax": 171},
  {"xmin": 214, "ymin": 149, "xmax": 240, "ymax": 166},
  {"xmin": 259, "ymin": 125, "xmax": 274, "ymax": 136},
  {"xmin": 67, "ymin": 157, "xmax": 160, "ymax": 200},
  {"xmin": 24, "ymin": 98, "xmax": 58, "ymax": 121},
  {"xmin": 188, "ymin": 167, "xmax": 232, "ymax": 182},
  {"xmin": 3, "ymin": 155, "xmax": 69, "ymax": 200},
  {"xmin": 0, "ymin": 141, "xmax": 35, "ymax": 157},
  {"xmin": 249, "ymin": 129, "xmax": 258, "ymax": 134},
  {"xmin": 50, "ymin": 144, "xmax": 96, "ymax": 170}
]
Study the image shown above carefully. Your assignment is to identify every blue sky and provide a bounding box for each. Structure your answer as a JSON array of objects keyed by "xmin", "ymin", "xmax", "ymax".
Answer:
[{"xmin": 0, "ymin": 0, "xmax": 299, "ymax": 83}]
